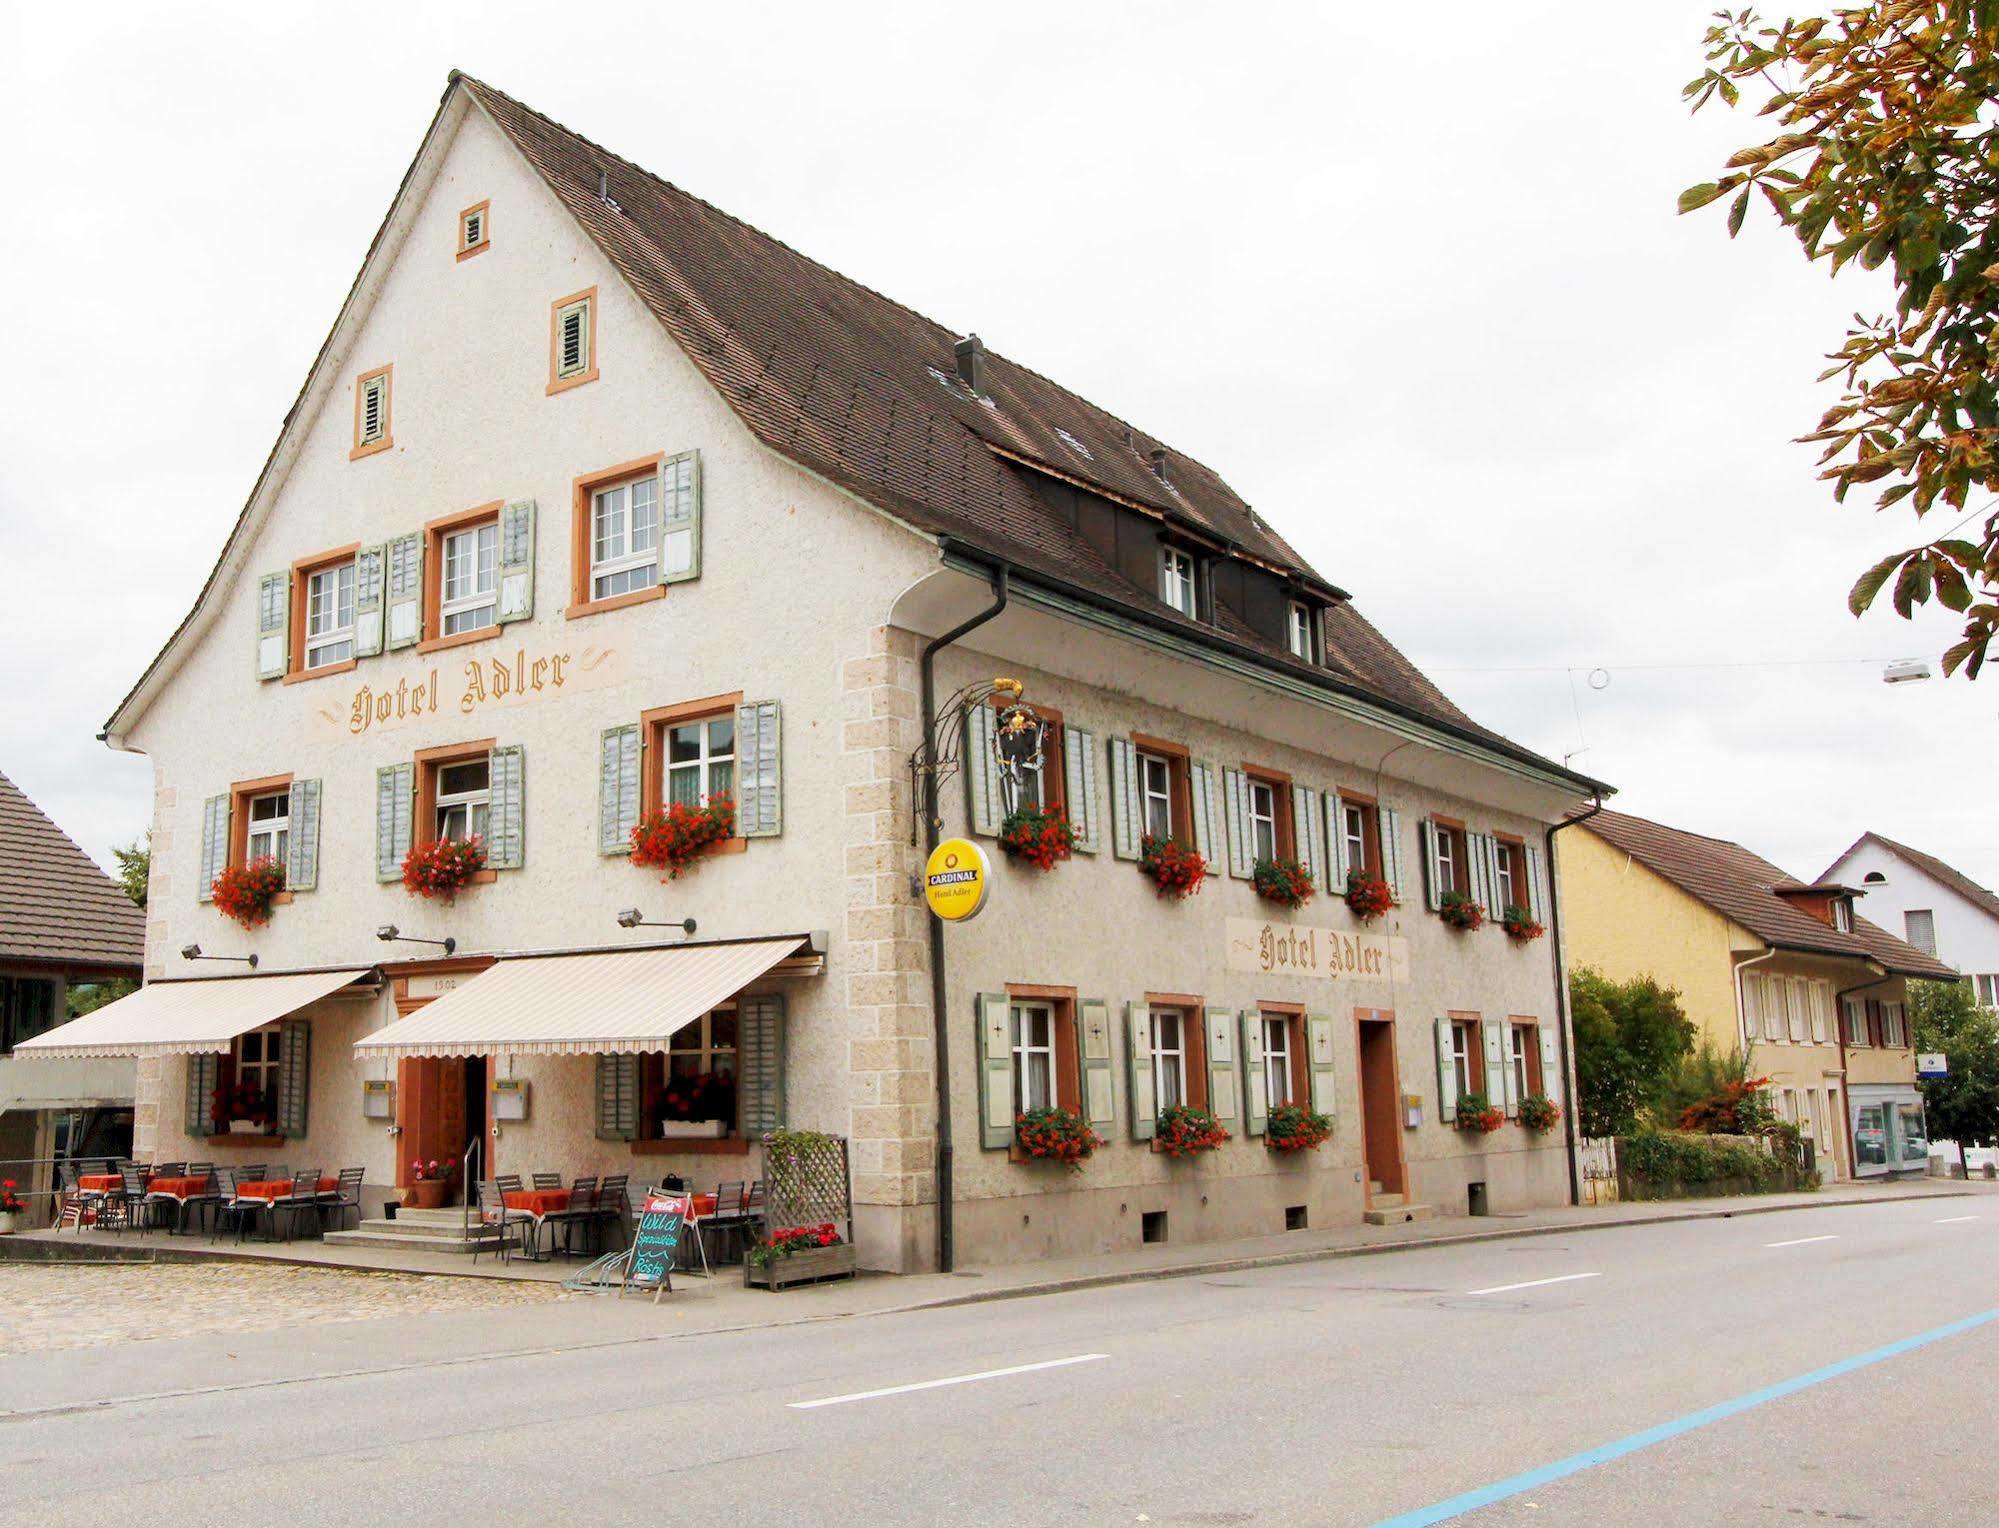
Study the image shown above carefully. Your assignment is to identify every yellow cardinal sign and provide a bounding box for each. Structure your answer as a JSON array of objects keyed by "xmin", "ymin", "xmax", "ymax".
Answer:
[{"xmin": 924, "ymin": 839, "xmax": 991, "ymax": 923}]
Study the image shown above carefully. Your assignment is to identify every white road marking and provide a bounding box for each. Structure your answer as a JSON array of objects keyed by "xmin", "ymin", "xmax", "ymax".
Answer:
[
  {"xmin": 1935, "ymin": 1215, "xmax": 1980, "ymax": 1224},
  {"xmin": 1466, "ymin": 1272, "xmax": 1600, "ymax": 1296},
  {"xmin": 1765, "ymin": 1234, "xmax": 1838, "ymax": 1248},
  {"xmin": 788, "ymin": 1353, "xmax": 1108, "ymax": 1409}
]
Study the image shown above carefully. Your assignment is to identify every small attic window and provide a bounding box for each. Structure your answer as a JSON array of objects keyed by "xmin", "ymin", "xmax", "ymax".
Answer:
[
  {"xmin": 458, "ymin": 200, "xmax": 490, "ymax": 260},
  {"xmin": 351, "ymin": 365, "xmax": 392, "ymax": 460},
  {"xmin": 1054, "ymin": 427, "xmax": 1093, "ymax": 461},
  {"xmin": 548, "ymin": 288, "xmax": 599, "ymax": 394},
  {"xmin": 1862, "ymin": 870, "xmax": 1887, "ymax": 884}
]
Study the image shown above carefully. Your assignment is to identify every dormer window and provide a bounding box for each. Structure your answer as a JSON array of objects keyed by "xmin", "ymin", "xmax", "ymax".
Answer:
[
  {"xmin": 1160, "ymin": 545, "xmax": 1197, "ymax": 618},
  {"xmin": 1832, "ymin": 899, "xmax": 1852, "ymax": 932},
  {"xmin": 1286, "ymin": 600, "xmax": 1316, "ymax": 661}
]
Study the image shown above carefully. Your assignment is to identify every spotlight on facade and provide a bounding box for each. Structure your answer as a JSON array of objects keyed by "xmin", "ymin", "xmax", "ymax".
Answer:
[
  {"xmin": 375, "ymin": 925, "xmax": 457, "ymax": 955},
  {"xmin": 616, "ymin": 909, "xmax": 696, "ymax": 934}
]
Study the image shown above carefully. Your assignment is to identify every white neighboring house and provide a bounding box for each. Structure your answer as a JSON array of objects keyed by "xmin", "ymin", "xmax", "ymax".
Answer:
[{"xmin": 1822, "ymin": 832, "xmax": 1997, "ymax": 1171}]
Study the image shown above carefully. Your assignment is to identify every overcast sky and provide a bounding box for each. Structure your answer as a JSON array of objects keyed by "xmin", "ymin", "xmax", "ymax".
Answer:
[{"xmin": 1, "ymin": 2, "xmax": 1989, "ymax": 901}]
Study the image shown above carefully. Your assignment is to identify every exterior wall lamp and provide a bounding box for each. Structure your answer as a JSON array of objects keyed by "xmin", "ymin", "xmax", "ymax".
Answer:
[
  {"xmin": 615, "ymin": 909, "xmax": 696, "ymax": 934},
  {"xmin": 180, "ymin": 943, "xmax": 258, "ymax": 968},
  {"xmin": 375, "ymin": 924, "xmax": 457, "ymax": 956}
]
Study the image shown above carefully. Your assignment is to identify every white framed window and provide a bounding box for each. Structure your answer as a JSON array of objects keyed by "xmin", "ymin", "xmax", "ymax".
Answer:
[
  {"xmin": 1160, "ymin": 546, "xmax": 1197, "ymax": 618},
  {"xmin": 1139, "ymin": 752, "xmax": 1174, "ymax": 841},
  {"xmin": 649, "ymin": 1007, "xmax": 739, "ymax": 1132},
  {"xmin": 235, "ymin": 1025, "xmax": 281, "ymax": 1104},
  {"xmin": 1262, "ymin": 1014, "xmax": 1293, "ymax": 1107},
  {"xmin": 245, "ymin": 791, "xmax": 288, "ymax": 866},
  {"xmin": 590, "ymin": 475, "xmax": 659, "ymax": 600},
  {"xmin": 1011, "ymin": 1002, "xmax": 1056, "ymax": 1114},
  {"xmin": 304, "ymin": 562, "xmax": 355, "ymax": 669},
  {"xmin": 555, "ymin": 295, "xmax": 592, "ymax": 379},
  {"xmin": 1831, "ymin": 899, "xmax": 1852, "ymax": 932},
  {"xmin": 1882, "ymin": 1000, "xmax": 1907, "ymax": 1048},
  {"xmin": 1286, "ymin": 600, "xmax": 1314, "ymax": 661},
  {"xmin": 1450, "ymin": 1019, "xmax": 1477, "ymax": 1098},
  {"xmin": 1341, "ymin": 799, "xmax": 1374, "ymax": 878},
  {"xmin": 440, "ymin": 521, "xmax": 498, "ymax": 635},
  {"xmin": 1977, "ymin": 974, "xmax": 1999, "ymax": 1009},
  {"xmin": 1510, "ymin": 1024, "xmax": 1534, "ymax": 1100},
  {"xmin": 1904, "ymin": 909, "xmax": 1937, "ymax": 955},
  {"xmin": 1842, "ymin": 996, "xmax": 1868, "ymax": 1047},
  {"xmin": 434, "ymin": 757, "xmax": 491, "ymax": 842},
  {"xmin": 1248, "ymin": 778, "xmax": 1278, "ymax": 862},
  {"xmin": 1494, "ymin": 841, "xmax": 1519, "ymax": 910},
  {"xmin": 666, "ymin": 712, "xmax": 735, "ymax": 807},
  {"xmin": 1150, "ymin": 1008, "xmax": 1186, "ymax": 1114},
  {"xmin": 1435, "ymin": 826, "xmax": 1458, "ymax": 898}
]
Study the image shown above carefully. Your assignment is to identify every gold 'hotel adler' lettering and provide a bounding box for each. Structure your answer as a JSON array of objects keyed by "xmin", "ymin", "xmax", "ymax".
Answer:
[
  {"xmin": 349, "ymin": 648, "xmax": 571, "ymax": 734},
  {"xmin": 1257, "ymin": 924, "xmax": 1387, "ymax": 978}
]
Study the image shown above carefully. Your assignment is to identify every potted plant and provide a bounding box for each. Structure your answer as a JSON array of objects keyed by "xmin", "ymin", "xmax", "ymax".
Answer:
[
  {"xmin": 1014, "ymin": 1104, "xmax": 1105, "ymax": 1170},
  {"xmin": 630, "ymin": 797, "xmax": 736, "ymax": 880},
  {"xmin": 402, "ymin": 836, "xmax": 487, "ymax": 901},
  {"xmin": 1156, "ymin": 1103, "xmax": 1230, "ymax": 1157},
  {"xmin": 1265, "ymin": 1101, "xmax": 1334, "ymax": 1153},
  {"xmin": 998, "ymin": 805, "xmax": 1077, "ymax": 872},
  {"xmin": 211, "ymin": 1081, "xmax": 273, "ymax": 1136},
  {"xmin": 1437, "ymin": 890, "xmax": 1485, "ymax": 931},
  {"xmin": 1519, "ymin": 1093, "xmax": 1561, "ymax": 1132},
  {"xmin": 747, "ymin": 1222, "xmax": 846, "ymax": 1286},
  {"xmin": 1344, "ymin": 871, "xmax": 1393, "ymax": 923},
  {"xmin": 1139, "ymin": 834, "xmax": 1208, "ymax": 900},
  {"xmin": 1454, "ymin": 1091, "xmax": 1504, "ymax": 1134},
  {"xmin": 1252, "ymin": 856, "xmax": 1315, "ymax": 910},
  {"xmin": 0, "ymin": 1179, "xmax": 25, "ymax": 1234},
  {"xmin": 1501, "ymin": 904, "xmax": 1545, "ymax": 942},
  {"xmin": 211, "ymin": 855, "xmax": 286, "ymax": 928},
  {"xmin": 405, "ymin": 1158, "xmax": 459, "ymax": 1209}
]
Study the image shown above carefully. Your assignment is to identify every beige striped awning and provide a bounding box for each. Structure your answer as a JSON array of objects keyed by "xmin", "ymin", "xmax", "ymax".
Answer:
[
  {"xmin": 14, "ymin": 968, "xmax": 373, "ymax": 1059},
  {"xmin": 351, "ymin": 936, "xmax": 808, "ymax": 1059}
]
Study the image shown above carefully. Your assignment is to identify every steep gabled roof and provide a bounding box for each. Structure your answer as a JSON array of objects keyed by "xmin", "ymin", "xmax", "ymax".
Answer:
[
  {"xmin": 1584, "ymin": 809, "xmax": 1956, "ymax": 980},
  {"xmin": 1823, "ymin": 831, "xmax": 1999, "ymax": 927},
  {"xmin": 0, "ymin": 770, "xmax": 145, "ymax": 972}
]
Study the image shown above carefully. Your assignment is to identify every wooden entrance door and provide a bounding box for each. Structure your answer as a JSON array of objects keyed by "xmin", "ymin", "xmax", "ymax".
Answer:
[
  {"xmin": 1356, "ymin": 1012, "xmax": 1406, "ymax": 1199},
  {"xmin": 397, "ymin": 1057, "xmax": 483, "ymax": 1190}
]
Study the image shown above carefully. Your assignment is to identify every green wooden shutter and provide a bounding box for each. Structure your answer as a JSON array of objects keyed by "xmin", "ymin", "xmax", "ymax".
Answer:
[
  {"xmin": 736, "ymin": 700, "xmax": 782, "ymax": 838},
  {"xmin": 1063, "ymin": 726, "xmax": 1100, "ymax": 853},
  {"xmin": 1419, "ymin": 819, "xmax": 1443, "ymax": 911},
  {"xmin": 1293, "ymin": 785, "xmax": 1322, "ymax": 882},
  {"xmin": 1380, "ymin": 806, "xmax": 1405, "ymax": 903},
  {"xmin": 353, "ymin": 544, "xmax": 387, "ymax": 658},
  {"xmin": 1435, "ymin": 1015, "xmax": 1458, "ymax": 1122},
  {"xmin": 385, "ymin": 532, "xmax": 424, "ymax": 650},
  {"xmin": 1222, "ymin": 767, "xmax": 1252, "ymax": 878},
  {"xmin": 276, "ymin": 1019, "xmax": 311, "ymax": 1138},
  {"xmin": 1240, "ymin": 1011, "xmax": 1267, "ymax": 1138},
  {"xmin": 487, "ymin": 744, "xmax": 525, "ymax": 870},
  {"xmin": 1077, "ymin": 998, "xmax": 1116, "ymax": 1130},
  {"xmin": 497, "ymin": 500, "xmax": 536, "ymax": 624},
  {"xmin": 1483, "ymin": 1019, "xmax": 1511, "ymax": 1113},
  {"xmin": 1109, "ymin": 737, "xmax": 1140, "ymax": 860},
  {"xmin": 1189, "ymin": 762, "xmax": 1219, "ymax": 867},
  {"xmin": 285, "ymin": 778, "xmax": 322, "ymax": 892},
  {"xmin": 975, "ymin": 991, "xmax": 1013, "ymax": 1149},
  {"xmin": 739, "ymin": 994, "xmax": 786, "ymax": 1134},
  {"xmin": 256, "ymin": 571, "xmax": 289, "ymax": 679},
  {"xmin": 1306, "ymin": 1014, "xmax": 1338, "ymax": 1117},
  {"xmin": 963, "ymin": 704, "xmax": 1001, "ymax": 836},
  {"xmin": 185, "ymin": 1053, "xmax": 220, "ymax": 1136},
  {"xmin": 595, "ymin": 1054, "xmax": 639, "ymax": 1140},
  {"xmin": 1327, "ymin": 795, "xmax": 1349, "ymax": 888},
  {"xmin": 375, "ymin": 763, "xmax": 413, "ymax": 882},
  {"xmin": 1525, "ymin": 844, "xmax": 1546, "ymax": 924},
  {"xmin": 1538, "ymin": 1024, "xmax": 1561, "ymax": 1105},
  {"xmin": 198, "ymin": 793, "xmax": 230, "ymax": 903},
  {"xmin": 1126, "ymin": 1001, "xmax": 1155, "ymax": 1140},
  {"xmin": 599, "ymin": 724, "xmax": 640, "ymax": 854},
  {"xmin": 1204, "ymin": 1006, "xmax": 1238, "ymax": 1129},
  {"xmin": 659, "ymin": 450, "xmax": 701, "ymax": 583}
]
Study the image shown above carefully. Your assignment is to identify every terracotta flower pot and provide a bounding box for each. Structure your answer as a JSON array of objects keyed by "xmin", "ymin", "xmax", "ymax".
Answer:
[{"xmin": 405, "ymin": 1178, "xmax": 450, "ymax": 1210}]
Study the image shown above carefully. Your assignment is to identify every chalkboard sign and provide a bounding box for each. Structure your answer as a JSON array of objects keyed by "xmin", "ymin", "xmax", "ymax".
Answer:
[{"xmin": 623, "ymin": 1190, "xmax": 688, "ymax": 1302}]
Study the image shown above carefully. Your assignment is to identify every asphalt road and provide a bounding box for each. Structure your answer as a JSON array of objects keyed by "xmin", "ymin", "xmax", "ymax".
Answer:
[{"xmin": 1, "ymin": 1196, "xmax": 1991, "ymax": 1526}]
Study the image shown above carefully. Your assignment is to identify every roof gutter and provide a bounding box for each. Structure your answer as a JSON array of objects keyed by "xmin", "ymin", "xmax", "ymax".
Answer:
[{"xmin": 1544, "ymin": 793, "xmax": 1603, "ymax": 1206}]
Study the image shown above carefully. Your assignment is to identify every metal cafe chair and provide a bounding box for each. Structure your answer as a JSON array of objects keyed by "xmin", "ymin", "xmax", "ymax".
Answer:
[
  {"xmin": 594, "ymin": 1174, "xmax": 631, "ymax": 1252},
  {"xmin": 549, "ymin": 1176, "xmax": 596, "ymax": 1257},
  {"xmin": 208, "ymin": 1169, "xmax": 256, "ymax": 1242},
  {"xmin": 530, "ymin": 1172, "xmax": 562, "ymax": 1191},
  {"xmin": 322, "ymin": 1168, "xmax": 365, "ymax": 1232},
  {"xmin": 473, "ymin": 1179, "xmax": 528, "ymax": 1264},
  {"xmin": 273, "ymin": 1169, "xmax": 322, "ymax": 1241},
  {"xmin": 113, "ymin": 1165, "xmax": 151, "ymax": 1234}
]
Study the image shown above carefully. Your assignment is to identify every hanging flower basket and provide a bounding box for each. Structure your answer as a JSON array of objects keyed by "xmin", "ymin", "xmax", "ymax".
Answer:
[
  {"xmin": 630, "ymin": 797, "xmax": 736, "ymax": 880},
  {"xmin": 1156, "ymin": 1103, "xmax": 1230, "ymax": 1157},
  {"xmin": 1518, "ymin": 1094, "xmax": 1561, "ymax": 1133},
  {"xmin": 1014, "ymin": 1105, "xmax": 1105, "ymax": 1170},
  {"xmin": 1454, "ymin": 1091, "xmax": 1504, "ymax": 1134},
  {"xmin": 1265, "ymin": 1102, "xmax": 1333, "ymax": 1153},
  {"xmin": 998, "ymin": 805, "xmax": 1077, "ymax": 872},
  {"xmin": 1344, "ymin": 872, "xmax": 1393, "ymax": 923},
  {"xmin": 1437, "ymin": 890, "xmax": 1485, "ymax": 931},
  {"xmin": 1501, "ymin": 904, "xmax": 1545, "ymax": 942},
  {"xmin": 1252, "ymin": 856, "xmax": 1315, "ymax": 909},
  {"xmin": 402, "ymin": 836, "xmax": 487, "ymax": 901},
  {"xmin": 1139, "ymin": 835, "xmax": 1208, "ymax": 900},
  {"xmin": 211, "ymin": 855, "xmax": 287, "ymax": 928}
]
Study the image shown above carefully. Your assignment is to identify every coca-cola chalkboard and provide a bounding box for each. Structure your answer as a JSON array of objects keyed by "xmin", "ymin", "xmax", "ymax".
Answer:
[{"xmin": 622, "ymin": 1190, "xmax": 688, "ymax": 1302}]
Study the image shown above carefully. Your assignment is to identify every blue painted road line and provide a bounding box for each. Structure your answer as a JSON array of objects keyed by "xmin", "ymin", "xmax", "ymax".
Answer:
[{"xmin": 1371, "ymin": 1305, "xmax": 1999, "ymax": 1527}]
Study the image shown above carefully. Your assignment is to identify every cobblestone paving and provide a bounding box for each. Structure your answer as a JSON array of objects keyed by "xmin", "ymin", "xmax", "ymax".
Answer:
[{"xmin": 1, "ymin": 1263, "xmax": 563, "ymax": 1352}]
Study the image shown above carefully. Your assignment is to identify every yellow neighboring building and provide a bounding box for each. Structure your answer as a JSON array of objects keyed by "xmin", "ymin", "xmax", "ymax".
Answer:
[{"xmin": 1561, "ymin": 810, "xmax": 1955, "ymax": 1181}]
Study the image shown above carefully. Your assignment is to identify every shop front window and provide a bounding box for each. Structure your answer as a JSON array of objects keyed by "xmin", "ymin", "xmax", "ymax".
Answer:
[
  {"xmin": 1898, "ymin": 1103, "xmax": 1929, "ymax": 1165},
  {"xmin": 1854, "ymin": 1103, "xmax": 1888, "ymax": 1166}
]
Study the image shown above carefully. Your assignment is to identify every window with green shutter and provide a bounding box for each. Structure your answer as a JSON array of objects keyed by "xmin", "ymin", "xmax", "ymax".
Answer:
[
  {"xmin": 198, "ymin": 794, "xmax": 230, "ymax": 904},
  {"xmin": 285, "ymin": 778, "xmax": 322, "ymax": 892},
  {"xmin": 738, "ymin": 994, "xmax": 786, "ymax": 1135}
]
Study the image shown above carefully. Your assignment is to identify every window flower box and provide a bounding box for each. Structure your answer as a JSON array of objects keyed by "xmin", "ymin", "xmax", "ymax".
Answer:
[
  {"xmin": 1455, "ymin": 1091, "xmax": 1504, "ymax": 1133},
  {"xmin": 1139, "ymin": 834, "xmax": 1208, "ymax": 900},
  {"xmin": 1438, "ymin": 890, "xmax": 1485, "ymax": 932},
  {"xmin": 998, "ymin": 806, "xmax": 1077, "ymax": 872},
  {"xmin": 1252, "ymin": 856, "xmax": 1315, "ymax": 909},
  {"xmin": 1501, "ymin": 905, "xmax": 1546, "ymax": 942},
  {"xmin": 1344, "ymin": 872, "xmax": 1393, "ymax": 923},
  {"xmin": 656, "ymin": 1119, "xmax": 728, "ymax": 1140},
  {"xmin": 402, "ymin": 835, "xmax": 487, "ymax": 901},
  {"xmin": 630, "ymin": 798, "xmax": 736, "ymax": 880},
  {"xmin": 211, "ymin": 855, "xmax": 287, "ymax": 928}
]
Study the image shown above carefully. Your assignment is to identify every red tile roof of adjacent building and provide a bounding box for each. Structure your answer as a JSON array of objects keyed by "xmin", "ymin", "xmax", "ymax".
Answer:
[
  {"xmin": 1582, "ymin": 809, "xmax": 1957, "ymax": 980},
  {"xmin": 1823, "ymin": 830, "xmax": 1999, "ymax": 927},
  {"xmin": 0, "ymin": 770, "xmax": 145, "ymax": 973}
]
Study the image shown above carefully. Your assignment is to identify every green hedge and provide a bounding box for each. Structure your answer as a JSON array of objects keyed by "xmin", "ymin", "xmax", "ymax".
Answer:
[{"xmin": 1618, "ymin": 1129, "xmax": 1811, "ymax": 1200}]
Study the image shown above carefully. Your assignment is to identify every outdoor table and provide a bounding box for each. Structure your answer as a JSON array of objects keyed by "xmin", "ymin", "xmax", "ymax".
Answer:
[
  {"xmin": 77, "ymin": 1174, "xmax": 122, "ymax": 1193},
  {"xmin": 145, "ymin": 1176, "xmax": 209, "ymax": 1199},
  {"xmin": 502, "ymin": 1189, "xmax": 569, "ymax": 1216},
  {"xmin": 235, "ymin": 1177, "xmax": 336, "ymax": 1201}
]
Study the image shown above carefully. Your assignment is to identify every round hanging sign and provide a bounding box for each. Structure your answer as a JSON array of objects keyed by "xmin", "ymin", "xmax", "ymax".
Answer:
[{"xmin": 924, "ymin": 838, "xmax": 991, "ymax": 923}]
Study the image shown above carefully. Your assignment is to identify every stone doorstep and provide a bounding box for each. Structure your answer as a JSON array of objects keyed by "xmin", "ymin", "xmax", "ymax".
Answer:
[
  {"xmin": 321, "ymin": 1229, "xmax": 488, "ymax": 1255},
  {"xmin": 1362, "ymin": 1202, "xmax": 1438, "ymax": 1226},
  {"xmin": 335, "ymin": 1217, "xmax": 484, "ymax": 1241}
]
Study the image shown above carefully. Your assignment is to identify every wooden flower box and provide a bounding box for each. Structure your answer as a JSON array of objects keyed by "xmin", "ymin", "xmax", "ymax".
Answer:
[{"xmin": 744, "ymin": 1242, "xmax": 857, "ymax": 1290}]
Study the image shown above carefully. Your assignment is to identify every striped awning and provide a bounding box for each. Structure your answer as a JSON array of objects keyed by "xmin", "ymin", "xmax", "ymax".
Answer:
[
  {"xmin": 13, "ymin": 968, "xmax": 373, "ymax": 1059},
  {"xmin": 351, "ymin": 936, "xmax": 808, "ymax": 1059}
]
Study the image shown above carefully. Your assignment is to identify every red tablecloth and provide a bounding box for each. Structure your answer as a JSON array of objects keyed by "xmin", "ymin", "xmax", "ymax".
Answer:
[
  {"xmin": 690, "ymin": 1193, "xmax": 718, "ymax": 1217},
  {"xmin": 236, "ymin": 1177, "xmax": 335, "ymax": 1201},
  {"xmin": 145, "ymin": 1176, "xmax": 210, "ymax": 1199},
  {"xmin": 77, "ymin": 1174, "xmax": 122, "ymax": 1193},
  {"xmin": 503, "ymin": 1189, "xmax": 569, "ymax": 1217}
]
